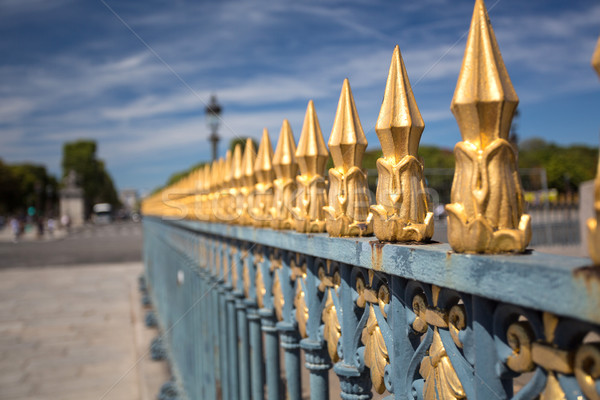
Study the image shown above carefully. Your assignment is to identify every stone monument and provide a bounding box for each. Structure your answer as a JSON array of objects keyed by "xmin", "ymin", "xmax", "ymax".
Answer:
[{"xmin": 59, "ymin": 170, "xmax": 85, "ymax": 227}]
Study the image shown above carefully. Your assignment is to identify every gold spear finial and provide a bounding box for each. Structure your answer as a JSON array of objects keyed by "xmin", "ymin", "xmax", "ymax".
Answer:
[
  {"xmin": 197, "ymin": 164, "xmax": 209, "ymax": 221},
  {"xmin": 271, "ymin": 119, "xmax": 298, "ymax": 229},
  {"xmin": 252, "ymin": 128, "xmax": 275, "ymax": 227},
  {"xmin": 446, "ymin": 0, "xmax": 531, "ymax": 253},
  {"xmin": 240, "ymin": 138, "xmax": 257, "ymax": 225},
  {"xmin": 592, "ymin": 36, "xmax": 600, "ymax": 78},
  {"xmin": 324, "ymin": 79, "xmax": 373, "ymax": 237},
  {"xmin": 207, "ymin": 161, "xmax": 216, "ymax": 221},
  {"xmin": 587, "ymin": 36, "xmax": 600, "ymax": 265},
  {"xmin": 229, "ymin": 144, "xmax": 243, "ymax": 223},
  {"xmin": 294, "ymin": 100, "xmax": 329, "ymax": 232},
  {"xmin": 223, "ymin": 150, "xmax": 232, "ymax": 189},
  {"xmin": 217, "ymin": 154, "xmax": 231, "ymax": 222},
  {"xmin": 329, "ymin": 79, "xmax": 367, "ymax": 171},
  {"xmin": 370, "ymin": 45, "xmax": 433, "ymax": 242},
  {"xmin": 233, "ymin": 143, "xmax": 244, "ymax": 186},
  {"xmin": 255, "ymin": 128, "xmax": 275, "ymax": 184}
]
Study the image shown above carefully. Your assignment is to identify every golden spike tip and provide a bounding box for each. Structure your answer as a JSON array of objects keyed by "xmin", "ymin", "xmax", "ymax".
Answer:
[
  {"xmin": 272, "ymin": 119, "xmax": 298, "ymax": 180},
  {"xmin": 296, "ymin": 100, "xmax": 329, "ymax": 177},
  {"xmin": 451, "ymin": 0, "xmax": 518, "ymax": 149},
  {"xmin": 243, "ymin": 138, "xmax": 257, "ymax": 183},
  {"xmin": 376, "ymin": 45, "xmax": 424, "ymax": 162},
  {"xmin": 233, "ymin": 143, "xmax": 244, "ymax": 184},
  {"xmin": 329, "ymin": 79, "xmax": 367, "ymax": 172},
  {"xmin": 223, "ymin": 150, "xmax": 233, "ymax": 187},
  {"xmin": 255, "ymin": 128, "xmax": 275, "ymax": 184}
]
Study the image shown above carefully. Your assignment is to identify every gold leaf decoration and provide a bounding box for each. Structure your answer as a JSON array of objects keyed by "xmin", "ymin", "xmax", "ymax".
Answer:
[
  {"xmin": 420, "ymin": 330, "xmax": 466, "ymax": 400},
  {"xmin": 361, "ymin": 305, "xmax": 389, "ymax": 394},
  {"xmin": 294, "ymin": 283, "xmax": 309, "ymax": 338},
  {"xmin": 322, "ymin": 290, "xmax": 341, "ymax": 363},
  {"xmin": 256, "ymin": 266, "xmax": 265, "ymax": 309},
  {"xmin": 272, "ymin": 271, "xmax": 284, "ymax": 321},
  {"xmin": 242, "ymin": 257, "xmax": 250, "ymax": 299}
]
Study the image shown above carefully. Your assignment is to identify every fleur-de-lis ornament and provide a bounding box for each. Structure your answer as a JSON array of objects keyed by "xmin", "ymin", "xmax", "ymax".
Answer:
[
  {"xmin": 446, "ymin": 0, "xmax": 531, "ymax": 253},
  {"xmin": 319, "ymin": 266, "xmax": 341, "ymax": 362},
  {"xmin": 240, "ymin": 138, "xmax": 257, "ymax": 225},
  {"xmin": 252, "ymin": 129, "xmax": 275, "ymax": 227},
  {"xmin": 324, "ymin": 79, "xmax": 373, "ymax": 237},
  {"xmin": 293, "ymin": 100, "xmax": 329, "ymax": 233},
  {"xmin": 371, "ymin": 46, "xmax": 433, "ymax": 242},
  {"xmin": 588, "ymin": 36, "xmax": 600, "ymax": 265},
  {"xmin": 271, "ymin": 120, "xmax": 299, "ymax": 230},
  {"xmin": 357, "ymin": 271, "xmax": 390, "ymax": 394}
]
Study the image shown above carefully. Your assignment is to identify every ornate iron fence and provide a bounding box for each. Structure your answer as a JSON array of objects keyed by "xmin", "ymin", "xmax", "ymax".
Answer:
[{"xmin": 141, "ymin": 0, "xmax": 600, "ymax": 398}]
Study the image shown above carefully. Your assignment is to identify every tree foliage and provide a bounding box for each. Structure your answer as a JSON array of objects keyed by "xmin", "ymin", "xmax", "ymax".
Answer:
[
  {"xmin": 518, "ymin": 137, "xmax": 598, "ymax": 192},
  {"xmin": 0, "ymin": 160, "xmax": 58, "ymax": 216},
  {"xmin": 61, "ymin": 140, "xmax": 120, "ymax": 216}
]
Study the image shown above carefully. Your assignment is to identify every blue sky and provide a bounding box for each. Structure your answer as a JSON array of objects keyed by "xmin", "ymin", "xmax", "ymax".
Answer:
[{"xmin": 1, "ymin": 0, "xmax": 599, "ymax": 194}]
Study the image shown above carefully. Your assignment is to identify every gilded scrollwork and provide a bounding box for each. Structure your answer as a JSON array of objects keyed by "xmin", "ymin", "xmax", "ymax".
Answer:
[
  {"xmin": 356, "ymin": 272, "xmax": 390, "ymax": 394},
  {"xmin": 574, "ymin": 343, "xmax": 600, "ymax": 400},
  {"xmin": 502, "ymin": 312, "xmax": 600, "ymax": 399}
]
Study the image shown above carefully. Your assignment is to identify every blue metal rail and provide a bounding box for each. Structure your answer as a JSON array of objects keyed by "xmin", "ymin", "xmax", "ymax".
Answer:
[{"xmin": 142, "ymin": 216, "xmax": 600, "ymax": 400}]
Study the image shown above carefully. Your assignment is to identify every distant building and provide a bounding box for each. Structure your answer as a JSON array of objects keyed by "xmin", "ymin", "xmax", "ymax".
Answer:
[
  {"xmin": 59, "ymin": 170, "xmax": 85, "ymax": 227},
  {"xmin": 119, "ymin": 189, "xmax": 139, "ymax": 213}
]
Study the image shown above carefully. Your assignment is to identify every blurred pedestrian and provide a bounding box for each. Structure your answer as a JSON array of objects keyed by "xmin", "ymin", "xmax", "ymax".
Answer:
[
  {"xmin": 36, "ymin": 217, "xmax": 44, "ymax": 239},
  {"xmin": 47, "ymin": 217, "xmax": 55, "ymax": 237},
  {"xmin": 61, "ymin": 214, "xmax": 71, "ymax": 233},
  {"xmin": 10, "ymin": 217, "xmax": 20, "ymax": 243}
]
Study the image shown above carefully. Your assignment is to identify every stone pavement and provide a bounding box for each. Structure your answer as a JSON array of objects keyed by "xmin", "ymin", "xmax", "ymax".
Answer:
[{"xmin": 0, "ymin": 262, "xmax": 169, "ymax": 400}]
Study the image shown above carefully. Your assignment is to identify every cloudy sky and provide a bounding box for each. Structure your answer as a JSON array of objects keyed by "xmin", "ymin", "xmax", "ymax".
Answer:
[{"xmin": 1, "ymin": 0, "xmax": 599, "ymax": 194}]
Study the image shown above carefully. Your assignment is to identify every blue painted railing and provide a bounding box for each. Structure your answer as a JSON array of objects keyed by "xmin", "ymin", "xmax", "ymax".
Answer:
[{"xmin": 142, "ymin": 216, "xmax": 600, "ymax": 400}]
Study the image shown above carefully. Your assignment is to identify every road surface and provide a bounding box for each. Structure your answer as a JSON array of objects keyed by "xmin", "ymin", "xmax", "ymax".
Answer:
[{"xmin": 0, "ymin": 221, "xmax": 143, "ymax": 268}]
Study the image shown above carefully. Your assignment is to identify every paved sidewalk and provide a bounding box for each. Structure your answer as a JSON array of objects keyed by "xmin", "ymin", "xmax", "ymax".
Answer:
[{"xmin": 0, "ymin": 262, "xmax": 168, "ymax": 400}]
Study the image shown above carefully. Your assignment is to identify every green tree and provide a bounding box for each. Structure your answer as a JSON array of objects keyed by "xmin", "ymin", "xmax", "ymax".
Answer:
[
  {"xmin": 0, "ymin": 160, "xmax": 58, "ymax": 216},
  {"xmin": 519, "ymin": 137, "xmax": 597, "ymax": 192},
  {"xmin": 61, "ymin": 140, "xmax": 120, "ymax": 216}
]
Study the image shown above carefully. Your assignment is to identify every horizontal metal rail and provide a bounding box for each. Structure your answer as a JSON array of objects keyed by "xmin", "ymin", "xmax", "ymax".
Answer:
[{"xmin": 143, "ymin": 216, "xmax": 600, "ymax": 400}]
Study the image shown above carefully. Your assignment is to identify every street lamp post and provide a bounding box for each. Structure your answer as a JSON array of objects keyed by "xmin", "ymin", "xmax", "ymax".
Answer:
[{"xmin": 205, "ymin": 95, "xmax": 222, "ymax": 162}]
